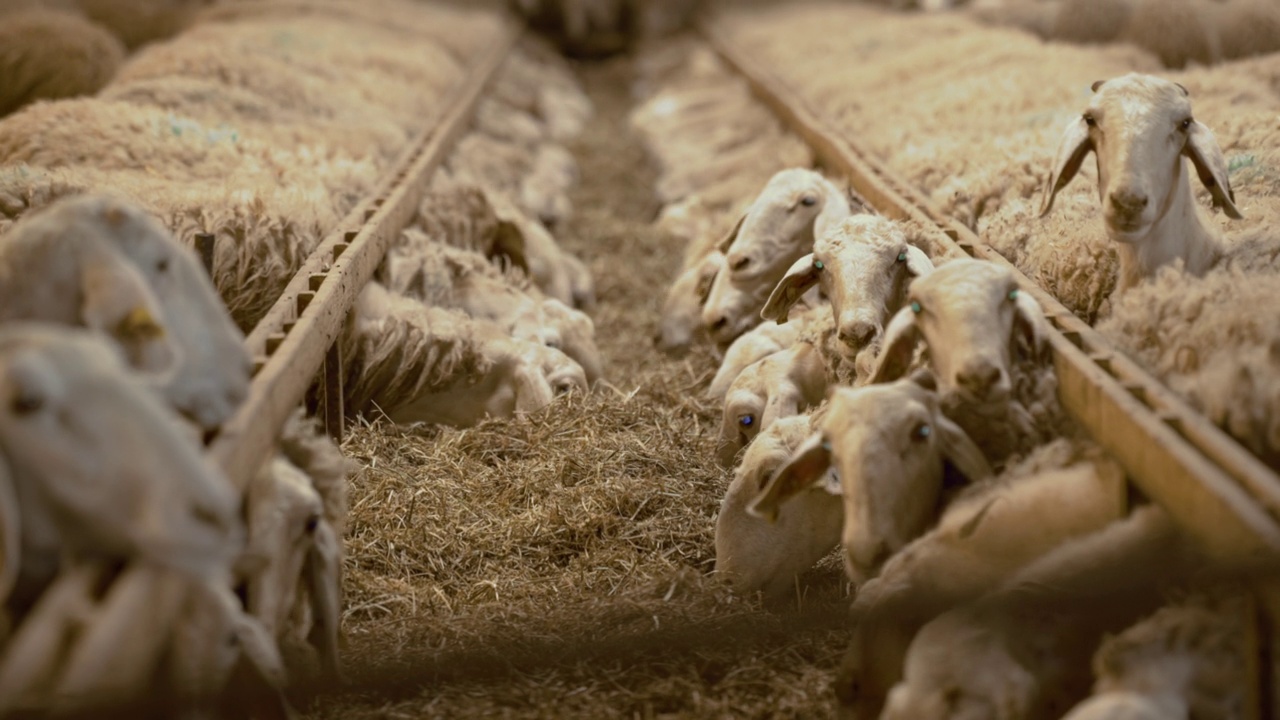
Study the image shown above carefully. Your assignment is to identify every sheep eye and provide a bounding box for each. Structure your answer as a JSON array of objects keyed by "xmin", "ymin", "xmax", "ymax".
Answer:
[
  {"xmin": 912, "ymin": 423, "xmax": 932, "ymax": 441},
  {"xmin": 1083, "ymin": 113, "xmax": 1096, "ymax": 127},
  {"xmin": 156, "ymin": 257, "xmax": 170, "ymax": 273},
  {"xmin": 1179, "ymin": 117, "xmax": 1193, "ymax": 131},
  {"xmin": 304, "ymin": 515, "xmax": 319, "ymax": 533},
  {"xmin": 813, "ymin": 259, "xmax": 824, "ymax": 271},
  {"xmin": 800, "ymin": 195, "xmax": 817, "ymax": 207},
  {"xmin": 739, "ymin": 414, "xmax": 755, "ymax": 428},
  {"xmin": 10, "ymin": 388, "xmax": 43, "ymax": 415},
  {"xmin": 910, "ymin": 301, "xmax": 922, "ymax": 314}
]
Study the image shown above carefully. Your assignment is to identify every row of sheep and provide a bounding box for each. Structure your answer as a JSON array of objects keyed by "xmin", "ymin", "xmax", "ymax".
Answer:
[
  {"xmin": 639, "ymin": 37, "xmax": 1264, "ymax": 720},
  {"xmin": 719, "ymin": 1, "xmax": 1280, "ymax": 471},
  {"xmin": 0, "ymin": 0, "xmax": 606, "ymax": 713}
]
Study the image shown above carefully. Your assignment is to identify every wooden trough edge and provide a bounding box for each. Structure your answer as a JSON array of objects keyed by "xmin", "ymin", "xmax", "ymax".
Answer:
[
  {"xmin": 206, "ymin": 16, "xmax": 523, "ymax": 493},
  {"xmin": 697, "ymin": 15, "xmax": 1280, "ymax": 564}
]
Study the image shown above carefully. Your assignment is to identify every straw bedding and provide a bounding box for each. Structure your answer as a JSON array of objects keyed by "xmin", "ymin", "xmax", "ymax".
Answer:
[{"xmin": 312, "ymin": 55, "xmax": 851, "ymax": 718}]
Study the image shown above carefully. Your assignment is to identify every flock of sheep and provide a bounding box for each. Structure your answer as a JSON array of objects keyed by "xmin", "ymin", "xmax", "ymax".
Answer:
[
  {"xmin": 0, "ymin": 0, "xmax": 613, "ymax": 713},
  {"xmin": 639, "ymin": 20, "xmax": 1275, "ymax": 720}
]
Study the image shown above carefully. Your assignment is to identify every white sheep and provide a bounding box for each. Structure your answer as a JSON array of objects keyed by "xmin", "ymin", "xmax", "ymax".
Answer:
[
  {"xmin": 833, "ymin": 440, "xmax": 1126, "ymax": 717},
  {"xmin": 1040, "ymin": 73, "xmax": 1243, "ymax": 294},
  {"xmin": 748, "ymin": 371, "xmax": 992, "ymax": 586},
  {"xmin": 0, "ymin": 325, "xmax": 240, "ymax": 613},
  {"xmin": 0, "ymin": 194, "xmax": 251, "ymax": 432},
  {"xmin": 879, "ymin": 506, "xmax": 1197, "ymax": 720},
  {"xmin": 714, "ymin": 413, "xmax": 843, "ymax": 603},
  {"xmin": 763, "ymin": 214, "xmax": 934, "ymax": 375},
  {"xmin": 342, "ymin": 282, "xmax": 577, "ymax": 427},
  {"xmin": 715, "ymin": 341, "xmax": 828, "ymax": 469},
  {"xmin": 0, "ymin": 9, "xmax": 125, "ymax": 118},
  {"xmin": 869, "ymin": 258, "xmax": 1063, "ymax": 467},
  {"xmin": 1061, "ymin": 598, "xmax": 1245, "ymax": 720},
  {"xmin": 705, "ymin": 302, "xmax": 809, "ymax": 400},
  {"xmin": 701, "ymin": 168, "xmax": 851, "ymax": 346}
]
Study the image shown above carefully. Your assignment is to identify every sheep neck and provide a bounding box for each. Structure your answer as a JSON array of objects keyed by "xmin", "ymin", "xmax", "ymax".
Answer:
[{"xmin": 1112, "ymin": 159, "xmax": 1222, "ymax": 292}]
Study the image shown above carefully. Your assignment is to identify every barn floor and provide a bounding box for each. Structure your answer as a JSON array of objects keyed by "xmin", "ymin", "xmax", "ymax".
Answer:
[{"xmin": 307, "ymin": 49, "xmax": 851, "ymax": 719}]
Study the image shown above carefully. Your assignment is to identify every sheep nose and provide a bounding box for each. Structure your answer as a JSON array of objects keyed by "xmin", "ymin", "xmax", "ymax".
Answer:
[
  {"xmin": 727, "ymin": 253, "xmax": 751, "ymax": 273},
  {"xmin": 838, "ymin": 321, "xmax": 877, "ymax": 350},
  {"xmin": 956, "ymin": 361, "xmax": 1002, "ymax": 396},
  {"xmin": 708, "ymin": 315, "xmax": 729, "ymax": 333},
  {"xmin": 1108, "ymin": 189, "xmax": 1148, "ymax": 215}
]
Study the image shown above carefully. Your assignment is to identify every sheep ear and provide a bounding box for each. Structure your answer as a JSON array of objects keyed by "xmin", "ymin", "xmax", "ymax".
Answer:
[
  {"xmin": 716, "ymin": 213, "xmax": 747, "ymax": 254},
  {"xmin": 936, "ymin": 414, "xmax": 992, "ymax": 484},
  {"xmin": 869, "ymin": 306, "xmax": 920, "ymax": 385},
  {"xmin": 761, "ymin": 253, "xmax": 821, "ymax": 323},
  {"xmin": 79, "ymin": 258, "xmax": 178, "ymax": 377},
  {"xmin": 903, "ymin": 245, "xmax": 933, "ymax": 279},
  {"xmin": 1012, "ymin": 289, "xmax": 1050, "ymax": 363},
  {"xmin": 492, "ymin": 220, "xmax": 532, "ymax": 274},
  {"xmin": 1039, "ymin": 116, "xmax": 1094, "ymax": 217},
  {"xmin": 748, "ymin": 433, "xmax": 832, "ymax": 523},
  {"xmin": 1184, "ymin": 122, "xmax": 1243, "ymax": 220},
  {"xmin": 306, "ymin": 520, "xmax": 344, "ymax": 680}
]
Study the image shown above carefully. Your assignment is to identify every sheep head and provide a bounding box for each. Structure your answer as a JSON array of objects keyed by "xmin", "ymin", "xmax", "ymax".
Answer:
[
  {"xmin": 870, "ymin": 259, "xmax": 1049, "ymax": 407},
  {"xmin": 715, "ymin": 342, "xmax": 827, "ymax": 468},
  {"xmin": 749, "ymin": 372, "xmax": 991, "ymax": 585},
  {"xmin": 1040, "ymin": 73, "xmax": 1243, "ymax": 240},
  {"xmin": 763, "ymin": 215, "xmax": 932, "ymax": 362}
]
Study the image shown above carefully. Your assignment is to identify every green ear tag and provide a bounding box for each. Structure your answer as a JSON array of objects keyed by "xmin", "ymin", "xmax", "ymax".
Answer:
[
  {"xmin": 1009, "ymin": 289, "xmax": 1019, "ymax": 300},
  {"xmin": 814, "ymin": 260, "xmax": 824, "ymax": 270},
  {"xmin": 911, "ymin": 301, "xmax": 922, "ymax": 314},
  {"xmin": 897, "ymin": 252, "xmax": 907, "ymax": 262}
]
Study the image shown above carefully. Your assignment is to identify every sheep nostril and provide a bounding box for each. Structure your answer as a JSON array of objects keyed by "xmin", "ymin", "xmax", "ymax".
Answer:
[
  {"xmin": 710, "ymin": 316, "xmax": 729, "ymax": 332},
  {"xmin": 730, "ymin": 256, "xmax": 750, "ymax": 272},
  {"xmin": 1109, "ymin": 189, "xmax": 1149, "ymax": 215},
  {"xmin": 838, "ymin": 322, "xmax": 877, "ymax": 349},
  {"xmin": 957, "ymin": 363, "xmax": 1002, "ymax": 395}
]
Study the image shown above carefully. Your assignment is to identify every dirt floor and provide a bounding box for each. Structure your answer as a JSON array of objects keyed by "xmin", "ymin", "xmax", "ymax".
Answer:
[{"xmin": 305, "ymin": 51, "xmax": 851, "ymax": 719}]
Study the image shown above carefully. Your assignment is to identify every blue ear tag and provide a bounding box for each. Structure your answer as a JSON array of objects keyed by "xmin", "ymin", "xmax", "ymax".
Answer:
[
  {"xmin": 814, "ymin": 259, "xmax": 824, "ymax": 270},
  {"xmin": 897, "ymin": 252, "xmax": 907, "ymax": 262},
  {"xmin": 918, "ymin": 425, "xmax": 931, "ymax": 438},
  {"xmin": 740, "ymin": 415, "xmax": 754, "ymax": 427},
  {"xmin": 821, "ymin": 440, "xmax": 832, "ymax": 452},
  {"xmin": 1008, "ymin": 289, "xmax": 1020, "ymax": 300},
  {"xmin": 910, "ymin": 301, "xmax": 922, "ymax": 314}
]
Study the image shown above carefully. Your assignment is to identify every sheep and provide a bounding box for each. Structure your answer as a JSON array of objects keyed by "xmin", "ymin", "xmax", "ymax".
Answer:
[
  {"xmin": 382, "ymin": 235, "xmax": 603, "ymax": 385},
  {"xmin": 520, "ymin": 143, "xmax": 580, "ymax": 228},
  {"xmin": 715, "ymin": 341, "xmax": 828, "ymax": 468},
  {"xmin": 714, "ymin": 413, "xmax": 843, "ymax": 603},
  {"xmin": 0, "ymin": 9, "xmax": 125, "ymax": 118},
  {"xmin": 484, "ymin": 187, "xmax": 580, "ymax": 307},
  {"xmin": 1048, "ymin": 0, "xmax": 1134, "ymax": 44},
  {"xmin": 72, "ymin": 0, "xmax": 207, "ymax": 50},
  {"xmin": 832, "ymin": 440, "xmax": 1126, "ymax": 717},
  {"xmin": 0, "ymin": 325, "xmax": 240, "ymax": 613},
  {"xmin": 869, "ymin": 258, "xmax": 1064, "ymax": 467},
  {"xmin": 1061, "ymin": 597, "xmax": 1245, "ymax": 720},
  {"xmin": 1119, "ymin": 0, "xmax": 1220, "ymax": 70},
  {"xmin": 342, "ymin": 282, "xmax": 572, "ymax": 427},
  {"xmin": 878, "ymin": 505, "xmax": 1202, "ymax": 720},
  {"xmin": 1215, "ymin": 0, "xmax": 1280, "ymax": 61},
  {"xmin": 0, "ymin": 194, "xmax": 251, "ymax": 432},
  {"xmin": 705, "ymin": 302, "xmax": 805, "ymax": 399},
  {"xmin": 762, "ymin": 214, "xmax": 934, "ymax": 376},
  {"xmin": 701, "ymin": 169, "xmax": 851, "ymax": 346},
  {"xmin": 748, "ymin": 371, "xmax": 993, "ymax": 586},
  {"xmin": 1039, "ymin": 73, "xmax": 1243, "ymax": 294}
]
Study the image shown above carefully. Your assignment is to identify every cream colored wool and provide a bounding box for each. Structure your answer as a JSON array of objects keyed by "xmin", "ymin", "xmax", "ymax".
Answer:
[
  {"xmin": 0, "ymin": 10, "xmax": 125, "ymax": 118},
  {"xmin": 1215, "ymin": 0, "xmax": 1280, "ymax": 60},
  {"xmin": 1049, "ymin": 0, "xmax": 1133, "ymax": 43},
  {"xmin": 1121, "ymin": 0, "xmax": 1221, "ymax": 69},
  {"xmin": 72, "ymin": 0, "xmax": 205, "ymax": 50}
]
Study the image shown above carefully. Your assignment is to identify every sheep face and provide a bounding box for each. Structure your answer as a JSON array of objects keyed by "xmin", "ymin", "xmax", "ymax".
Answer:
[
  {"xmin": 1040, "ymin": 74, "xmax": 1242, "ymax": 243},
  {"xmin": 871, "ymin": 260, "xmax": 1048, "ymax": 407},
  {"xmin": 525, "ymin": 299, "xmax": 602, "ymax": 386},
  {"xmin": 763, "ymin": 215, "xmax": 932, "ymax": 362},
  {"xmin": 715, "ymin": 342, "xmax": 826, "ymax": 468},
  {"xmin": 702, "ymin": 169, "xmax": 847, "ymax": 346},
  {"xmin": 657, "ymin": 250, "xmax": 722, "ymax": 354},
  {"xmin": 750, "ymin": 373, "xmax": 990, "ymax": 585},
  {"xmin": 0, "ymin": 326, "xmax": 238, "ymax": 586}
]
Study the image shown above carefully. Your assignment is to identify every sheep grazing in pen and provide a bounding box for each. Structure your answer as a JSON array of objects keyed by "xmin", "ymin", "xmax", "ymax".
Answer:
[
  {"xmin": 714, "ymin": 412, "xmax": 843, "ymax": 603},
  {"xmin": 701, "ymin": 168, "xmax": 851, "ymax": 347},
  {"xmin": 762, "ymin": 214, "xmax": 934, "ymax": 380},
  {"xmin": 832, "ymin": 439, "xmax": 1126, "ymax": 718},
  {"xmin": 1040, "ymin": 73, "xmax": 1243, "ymax": 295},
  {"xmin": 0, "ymin": 9, "xmax": 125, "ymax": 118},
  {"xmin": 869, "ymin": 258, "xmax": 1065, "ymax": 467},
  {"xmin": 705, "ymin": 307, "xmax": 807, "ymax": 400},
  {"xmin": 748, "ymin": 371, "xmax": 992, "ymax": 586},
  {"xmin": 715, "ymin": 341, "xmax": 828, "ymax": 468}
]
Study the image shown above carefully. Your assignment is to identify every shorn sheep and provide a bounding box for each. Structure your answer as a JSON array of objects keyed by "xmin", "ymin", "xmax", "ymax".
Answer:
[
  {"xmin": 714, "ymin": 412, "xmax": 843, "ymax": 603},
  {"xmin": 705, "ymin": 307, "xmax": 808, "ymax": 401},
  {"xmin": 701, "ymin": 168, "xmax": 850, "ymax": 346},
  {"xmin": 833, "ymin": 440, "xmax": 1126, "ymax": 718},
  {"xmin": 763, "ymin": 214, "xmax": 934, "ymax": 376},
  {"xmin": 1040, "ymin": 73, "xmax": 1243, "ymax": 295},
  {"xmin": 0, "ymin": 194, "xmax": 250, "ymax": 432},
  {"xmin": 870, "ymin": 258, "xmax": 1064, "ymax": 466},
  {"xmin": 715, "ymin": 340, "xmax": 828, "ymax": 468},
  {"xmin": 749, "ymin": 371, "xmax": 992, "ymax": 585}
]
